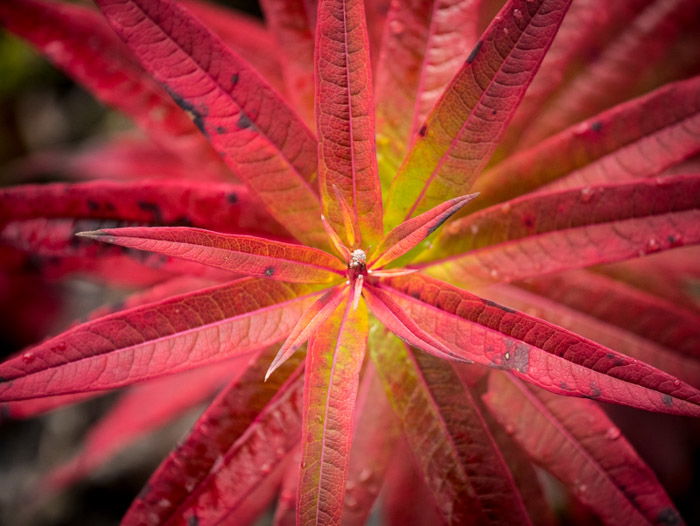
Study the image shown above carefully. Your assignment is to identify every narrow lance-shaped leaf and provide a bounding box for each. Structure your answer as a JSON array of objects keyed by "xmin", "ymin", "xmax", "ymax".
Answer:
[
  {"xmin": 47, "ymin": 360, "xmax": 238, "ymax": 489},
  {"xmin": 380, "ymin": 273, "xmax": 700, "ymax": 416},
  {"xmin": 297, "ymin": 297, "xmax": 368, "ymax": 525},
  {"xmin": 79, "ymin": 227, "xmax": 345, "ymax": 284},
  {"xmin": 384, "ymin": 0, "xmax": 572, "ymax": 229},
  {"xmin": 474, "ymin": 75, "xmax": 700, "ymax": 207},
  {"xmin": 483, "ymin": 372, "xmax": 683, "ymax": 526},
  {"xmin": 315, "ymin": 0, "xmax": 384, "ymax": 250},
  {"xmin": 122, "ymin": 346, "xmax": 304, "ymax": 526},
  {"xmin": 369, "ymin": 326, "xmax": 531, "ymax": 525},
  {"xmin": 0, "ymin": 278, "xmax": 323, "ymax": 401},
  {"xmin": 417, "ymin": 175, "xmax": 700, "ymax": 286},
  {"xmin": 517, "ymin": 0, "xmax": 700, "ymax": 149},
  {"xmin": 95, "ymin": 0, "xmax": 327, "ymax": 248},
  {"xmin": 369, "ymin": 193, "xmax": 478, "ymax": 269},
  {"xmin": 260, "ymin": 0, "xmax": 316, "ymax": 124},
  {"xmin": 374, "ymin": 0, "xmax": 483, "ymax": 190}
]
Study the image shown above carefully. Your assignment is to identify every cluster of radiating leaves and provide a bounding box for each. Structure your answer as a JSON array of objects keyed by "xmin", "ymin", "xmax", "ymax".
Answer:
[{"xmin": 0, "ymin": 0, "xmax": 699, "ymax": 525}]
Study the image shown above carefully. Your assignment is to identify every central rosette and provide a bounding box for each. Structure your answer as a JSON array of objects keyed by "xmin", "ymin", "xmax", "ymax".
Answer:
[{"xmin": 347, "ymin": 248, "xmax": 367, "ymax": 282}]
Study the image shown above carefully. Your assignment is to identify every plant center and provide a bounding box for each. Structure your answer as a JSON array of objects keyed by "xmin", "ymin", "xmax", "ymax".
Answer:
[{"xmin": 347, "ymin": 248, "xmax": 367, "ymax": 282}]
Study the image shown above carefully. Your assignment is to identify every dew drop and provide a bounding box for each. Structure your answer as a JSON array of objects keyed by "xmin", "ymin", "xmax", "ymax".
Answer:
[
  {"xmin": 276, "ymin": 446, "xmax": 286, "ymax": 457},
  {"xmin": 389, "ymin": 20, "xmax": 405, "ymax": 35},
  {"xmin": 158, "ymin": 498, "xmax": 171, "ymax": 508},
  {"xmin": 579, "ymin": 187, "xmax": 594, "ymax": 202},
  {"xmin": 577, "ymin": 483, "xmax": 588, "ymax": 494},
  {"xmin": 500, "ymin": 202, "xmax": 512, "ymax": 213},
  {"xmin": 261, "ymin": 463, "xmax": 272, "ymax": 474},
  {"xmin": 346, "ymin": 480, "xmax": 356, "ymax": 491},
  {"xmin": 345, "ymin": 495, "xmax": 359, "ymax": 510},
  {"xmin": 489, "ymin": 269, "xmax": 500, "ymax": 279},
  {"xmin": 605, "ymin": 427, "xmax": 621, "ymax": 440},
  {"xmin": 645, "ymin": 238, "xmax": 661, "ymax": 252},
  {"xmin": 22, "ymin": 352, "xmax": 35, "ymax": 363},
  {"xmin": 470, "ymin": 223, "xmax": 479, "ymax": 235},
  {"xmin": 52, "ymin": 341, "xmax": 67, "ymax": 352},
  {"xmin": 503, "ymin": 27, "xmax": 509, "ymax": 35},
  {"xmin": 505, "ymin": 424, "xmax": 515, "ymax": 435},
  {"xmin": 359, "ymin": 468, "xmax": 372, "ymax": 482},
  {"xmin": 673, "ymin": 379, "xmax": 681, "ymax": 387},
  {"xmin": 513, "ymin": 8, "xmax": 524, "ymax": 22}
]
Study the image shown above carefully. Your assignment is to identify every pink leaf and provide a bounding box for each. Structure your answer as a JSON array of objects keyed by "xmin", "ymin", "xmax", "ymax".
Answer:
[{"xmin": 315, "ymin": 0, "xmax": 384, "ymax": 250}]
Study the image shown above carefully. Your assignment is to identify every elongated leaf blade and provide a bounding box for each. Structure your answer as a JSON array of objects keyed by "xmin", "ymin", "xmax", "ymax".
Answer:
[
  {"xmin": 419, "ymin": 175, "xmax": 700, "ymax": 285},
  {"xmin": 298, "ymin": 297, "xmax": 368, "ymax": 525},
  {"xmin": 0, "ymin": 0, "xmax": 214, "ymax": 155},
  {"xmin": 79, "ymin": 227, "xmax": 345, "ymax": 283},
  {"xmin": 315, "ymin": 0, "xmax": 384, "ymax": 250},
  {"xmin": 475, "ymin": 75, "xmax": 700, "ymax": 206},
  {"xmin": 380, "ymin": 273, "xmax": 700, "ymax": 416},
  {"xmin": 374, "ymin": 0, "xmax": 483, "ymax": 188},
  {"xmin": 48, "ymin": 360, "xmax": 238, "ymax": 488},
  {"xmin": 123, "ymin": 347, "xmax": 304, "ymax": 525},
  {"xmin": 384, "ymin": 0, "xmax": 572, "ymax": 229},
  {"xmin": 369, "ymin": 193, "xmax": 478, "ymax": 269},
  {"xmin": 0, "ymin": 279, "xmax": 323, "ymax": 401},
  {"xmin": 370, "ymin": 326, "xmax": 531, "ymax": 525},
  {"xmin": 95, "ymin": 0, "xmax": 326, "ymax": 247},
  {"xmin": 483, "ymin": 372, "xmax": 683, "ymax": 526}
]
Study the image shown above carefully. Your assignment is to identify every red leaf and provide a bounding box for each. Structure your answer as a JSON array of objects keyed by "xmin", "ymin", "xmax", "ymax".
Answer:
[
  {"xmin": 374, "ymin": 0, "xmax": 483, "ymax": 184},
  {"xmin": 369, "ymin": 193, "xmax": 478, "ymax": 269},
  {"xmin": 0, "ymin": 0, "xmax": 213, "ymax": 155},
  {"xmin": 0, "ymin": 279, "xmax": 323, "ymax": 401},
  {"xmin": 384, "ymin": 0, "xmax": 573, "ymax": 228},
  {"xmin": 95, "ymin": 0, "xmax": 326, "ymax": 247},
  {"xmin": 518, "ymin": 270, "xmax": 700, "ymax": 360},
  {"xmin": 260, "ymin": 0, "xmax": 316, "ymax": 124},
  {"xmin": 369, "ymin": 327, "xmax": 531, "ymax": 525},
  {"xmin": 47, "ymin": 360, "xmax": 237, "ymax": 488},
  {"xmin": 297, "ymin": 297, "xmax": 368, "ymax": 525},
  {"xmin": 517, "ymin": 0, "xmax": 700, "ymax": 148},
  {"xmin": 483, "ymin": 372, "xmax": 683, "ymax": 526},
  {"xmin": 315, "ymin": 0, "xmax": 384, "ymax": 250},
  {"xmin": 181, "ymin": 0, "xmax": 286, "ymax": 94},
  {"xmin": 419, "ymin": 175, "xmax": 700, "ymax": 285},
  {"xmin": 475, "ymin": 75, "xmax": 700, "ymax": 207},
  {"xmin": 79, "ymin": 227, "xmax": 345, "ymax": 283},
  {"xmin": 380, "ymin": 273, "xmax": 700, "ymax": 416},
  {"xmin": 122, "ymin": 347, "xmax": 304, "ymax": 526}
]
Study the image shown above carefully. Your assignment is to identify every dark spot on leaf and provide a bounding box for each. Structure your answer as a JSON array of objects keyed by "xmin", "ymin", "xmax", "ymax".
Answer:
[
  {"xmin": 491, "ymin": 109, "xmax": 497, "ymax": 115},
  {"xmin": 590, "ymin": 121, "xmax": 603, "ymax": 132},
  {"xmin": 227, "ymin": 193, "xmax": 238, "ymax": 204},
  {"xmin": 188, "ymin": 515, "xmax": 199, "ymax": 526},
  {"xmin": 483, "ymin": 298, "xmax": 516, "ymax": 314},
  {"xmin": 418, "ymin": 125, "xmax": 427, "ymax": 137},
  {"xmin": 216, "ymin": 126, "xmax": 226, "ymax": 134},
  {"xmin": 237, "ymin": 112, "xmax": 253, "ymax": 129},
  {"xmin": 0, "ymin": 376, "xmax": 7, "ymax": 383},
  {"xmin": 667, "ymin": 234, "xmax": 682, "ymax": 247},
  {"xmin": 503, "ymin": 341, "xmax": 529, "ymax": 373},
  {"xmin": 264, "ymin": 266, "xmax": 275, "ymax": 277},
  {"xmin": 559, "ymin": 382, "xmax": 571, "ymax": 391},
  {"xmin": 105, "ymin": 202, "xmax": 116, "ymax": 211},
  {"xmin": 588, "ymin": 384, "xmax": 601, "ymax": 398},
  {"xmin": 521, "ymin": 213, "xmax": 535, "ymax": 229},
  {"xmin": 87, "ymin": 200, "xmax": 100, "ymax": 211},
  {"xmin": 231, "ymin": 73, "xmax": 239, "ymax": 87},
  {"xmin": 656, "ymin": 507, "xmax": 681, "ymax": 525},
  {"xmin": 466, "ymin": 40, "xmax": 483, "ymax": 64},
  {"xmin": 410, "ymin": 290, "xmax": 421, "ymax": 300},
  {"xmin": 168, "ymin": 89, "xmax": 208, "ymax": 136},
  {"xmin": 606, "ymin": 353, "xmax": 615, "ymax": 359},
  {"xmin": 138, "ymin": 201, "xmax": 163, "ymax": 224},
  {"xmin": 662, "ymin": 394, "xmax": 673, "ymax": 406}
]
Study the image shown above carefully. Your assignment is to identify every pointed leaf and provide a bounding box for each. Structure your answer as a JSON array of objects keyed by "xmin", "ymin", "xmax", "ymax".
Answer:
[
  {"xmin": 475, "ymin": 75, "xmax": 700, "ymax": 206},
  {"xmin": 48, "ymin": 360, "xmax": 238, "ymax": 488},
  {"xmin": 267, "ymin": 286, "xmax": 346, "ymax": 380},
  {"xmin": 260, "ymin": 0, "xmax": 316, "ymax": 124},
  {"xmin": 123, "ymin": 346, "xmax": 304, "ymax": 526},
  {"xmin": 375, "ymin": 0, "xmax": 483, "ymax": 188},
  {"xmin": 95, "ymin": 0, "xmax": 326, "ymax": 247},
  {"xmin": 518, "ymin": 0, "xmax": 700, "ymax": 148},
  {"xmin": 79, "ymin": 227, "xmax": 345, "ymax": 283},
  {"xmin": 483, "ymin": 372, "xmax": 683, "ymax": 526},
  {"xmin": 369, "ymin": 193, "xmax": 478, "ymax": 269},
  {"xmin": 315, "ymin": 0, "xmax": 384, "ymax": 250},
  {"xmin": 0, "ymin": 278, "xmax": 323, "ymax": 401},
  {"xmin": 370, "ymin": 326, "xmax": 531, "ymax": 525},
  {"xmin": 297, "ymin": 297, "xmax": 368, "ymax": 525},
  {"xmin": 419, "ymin": 175, "xmax": 700, "ymax": 285},
  {"xmin": 0, "ymin": 0, "xmax": 213, "ymax": 155},
  {"xmin": 384, "ymin": 0, "xmax": 572, "ymax": 229},
  {"xmin": 380, "ymin": 273, "xmax": 700, "ymax": 416}
]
